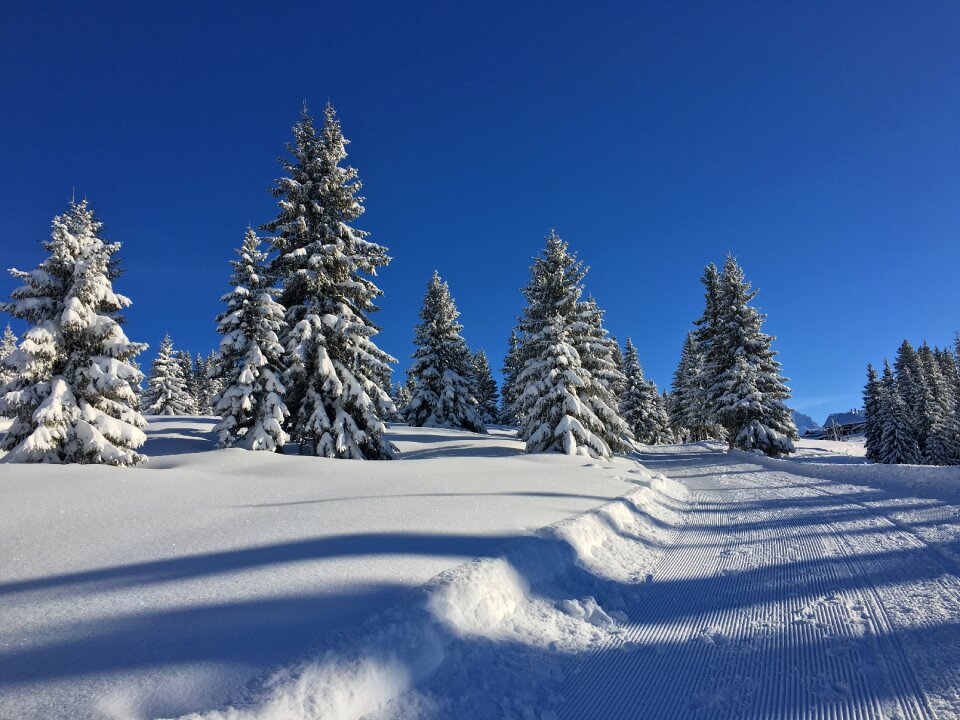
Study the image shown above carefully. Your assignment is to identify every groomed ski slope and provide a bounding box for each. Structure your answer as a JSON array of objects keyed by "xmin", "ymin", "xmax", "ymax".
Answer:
[
  {"xmin": 2, "ymin": 421, "xmax": 959, "ymax": 719},
  {"xmin": 557, "ymin": 444, "xmax": 960, "ymax": 719}
]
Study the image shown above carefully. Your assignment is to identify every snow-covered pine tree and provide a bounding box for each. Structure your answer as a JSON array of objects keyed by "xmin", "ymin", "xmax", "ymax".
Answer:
[
  {"xmin": 0, "ymin": 199, "xmax": 148, "ymax": 465},
  {"xmin": 691, "ymin": 264, "xmax": 727, "ymax": 441},
  {"xmin": 573, "ymin": 297, "xmax": 629, "ymax": 449},
  {"xmin": 918, "ymin": 343, "xmax": 960, "ymax": 466},
  {"xmin": 659, "ymin": 389, "xmax": 678, "ymax": 443},
  {"xmin": 404, "ymin": 272, "xmax": 485, "ymax": 432},
  {"xmin": 893, "ymin": 339, "xmax": 929, "ymax": 457},
  {"xmin": 670, "ymin": 267, "xmax": 726, "ymax": 443},
  {"xmin": 669, "ymin": 332, "xmax": 699, "ymax": 442},
  {"xmin": 620, "ymin": 338, "xmax": 671, "ymax": 445},
  {"xmin": 707, "ymin": 254, "xmax": 797, "ymax": 456},
  {"xmin": 609, "ymin": 338, "xmax": 626, "ymax": 397},
  {"xmin": 878, "ymin": 360, "xmax": 921, "ymax": 465},
  {"xmin": 142, "ymin": 335, "xmax": 196, "ymax": 415},
  {"xmin": 390, "ymin": 379, "xmax": 412, "ymax": 420},
  {"xmin": 192, "ymin": 353, "xmax": 212, "ymax": 414},
  {"xmin": 0, "ymin": 324, "xmax": 18, "ymax": 390},
  {"xmin": 204, "ymin": 350, "xmax": 225, "ymax": 414},
  {"xmin": 176, "ymin": 350, "xmax": 199, "ymax": 412},
  {"xmin": 499, "ymin": 327, "xmax": 523, "ymax": 425},
  {"xmin": 514, "ymin": 231, "xmax": 632, "ymax": 457},
  {"xmin": 210, "ymin": 229, "xmax": 290, "ymax": 451},
  {"xmin": 263, "ymin": 103, "xmax": 396, "ymax": 459},
  {"xmin": 517, "ymin": 317, "xmax": 614, "ymax": 457},
  {"xmin": 471, "ymin": 349, "xmax": 500, "ymax": 425},
  {"xmin": 863, "ymin": 363, "xmax": 883, "ymax": 463}
]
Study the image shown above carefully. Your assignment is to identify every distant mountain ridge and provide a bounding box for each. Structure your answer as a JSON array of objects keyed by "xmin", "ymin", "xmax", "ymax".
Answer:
[{"xmin": 791, "ymin": 410, "xmax": 821, "ymax": 435}]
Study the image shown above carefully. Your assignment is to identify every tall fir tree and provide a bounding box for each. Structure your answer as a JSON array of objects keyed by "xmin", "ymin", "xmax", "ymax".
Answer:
[
  {"xmin": 572, "ymin": 296, "xmax": 629, "ymax": 452},
  {"xmin": 707, "ymin": 254, "xmax": 797, "ymax": 456},
  {"xmin": 262, "ymin": 103, "xmax": 396, "ymax": 459},
  {"xmin": 193, "ymin": 352, "xmax": 213, "ymax": 414},
  {"xmin": 670, "ymin": 267, "xmax": 726, "ymax": 443},
  {"xmin": 608, "ymin": 338, "xmax": 626, "ymax": 398},
  {"xmin": 918, "ymin": 343, "xmax": 960, "ymax": 465},
  {"xmin": 893, "ymin": 339, "xmax": 929, "ymax": 456},
  {"xmin": 0, "ymin": 200, "xmax": 148, "ymax": 464},
  {"xmin": 210, "ymin": 229, "xmax": 290, "ymax": 451},
  {"xmin": 620, "ymin": 338, "xmax": 671, "ymax": 445},
  {"xmin": 863, "ymin": 363, "xmax": 883, "ymax": 463},
  {"xmin": 514, "ymin": 232, "xmax": 631, "ymax": 458},
  {"xmin": 669, "ymin": 332, "xmax": 699, "ymax": 442},
  {"xmin": 690, "ymin": 264, "xmax": 726, "ymax": 441},
  {"xmin": 471, "ymin": 349, "xmax": 500, "ymax": 425},
  {"xmin": 390, "ymin": 379, "xmax": 413, "ymax": 420},
  {"xmin": 878, "ymin": 360, "xmax": 921, "ymax": 465},
  {"xmin": 205, "ymin": 350, "xmax": 226, "ymax": 413},
  {"xmin": 500, "ymin": 326, "xmax": 523, "ymax": 424},
  {"xmin": 142, "ymin": 335, "xmax": 196, "ymax": 415},
  {"xmin": 176, "ymin": 350, "xmax": 199, "ymax": 413},
  {"xmin": 404, "ymin": 272, "xmax": 485, "ymax": 432}
]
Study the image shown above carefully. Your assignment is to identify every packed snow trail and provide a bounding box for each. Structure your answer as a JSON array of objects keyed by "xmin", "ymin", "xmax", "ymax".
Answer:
[{"xmin": 556, "ymin": 445, "xmax": 960, "ymax": 719}]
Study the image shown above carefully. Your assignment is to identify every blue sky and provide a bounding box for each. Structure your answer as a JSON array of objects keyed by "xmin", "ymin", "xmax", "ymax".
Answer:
[{"xmin": 2, "ymin": 1, "xmax": 959, "ymax": 423}]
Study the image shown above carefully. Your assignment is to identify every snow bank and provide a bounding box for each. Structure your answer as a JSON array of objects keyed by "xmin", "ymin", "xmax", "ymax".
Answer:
[{"xmin": 174, "ymin": 468, "xmax": 687, "ymax": 720}]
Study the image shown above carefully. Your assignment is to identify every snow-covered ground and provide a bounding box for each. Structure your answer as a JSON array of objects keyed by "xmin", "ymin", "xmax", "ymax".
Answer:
[
  {"xmin": 0, "ymin": 417, "xmax": 671, "ymax": 719},
  {"xmin": 3, "ymin": 421, "xmax": 960, "ymax": 719}
]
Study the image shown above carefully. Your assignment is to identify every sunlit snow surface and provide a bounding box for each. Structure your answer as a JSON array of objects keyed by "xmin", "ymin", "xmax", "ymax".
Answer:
[
  {"xmin": 0, "ymin": 418, "xmax": 646, "ymax": 719},
  {"xmin": 2, "ymin": 421, "xmax": 959, "ymax": 719}
]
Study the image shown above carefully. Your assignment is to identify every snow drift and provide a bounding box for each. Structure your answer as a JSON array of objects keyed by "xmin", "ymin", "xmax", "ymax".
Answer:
[{"xmin": 174, "ymin": 467, "xmax": 687, "ymax": 720}]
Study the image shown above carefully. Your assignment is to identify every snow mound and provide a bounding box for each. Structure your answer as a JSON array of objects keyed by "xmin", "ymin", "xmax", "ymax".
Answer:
[{"xmin": 173, "ymin": 468, "xmax": 687, "ymax": 720}]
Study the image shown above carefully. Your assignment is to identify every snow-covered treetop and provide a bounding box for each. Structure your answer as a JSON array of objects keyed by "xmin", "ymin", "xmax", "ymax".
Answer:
[
  {"xmin": 263, "ymin": 103, "xmax": 389, "ymax": 322},
  {"xmin": 520, "ymin": 230, "xmax": 585, "ymax": 331}
]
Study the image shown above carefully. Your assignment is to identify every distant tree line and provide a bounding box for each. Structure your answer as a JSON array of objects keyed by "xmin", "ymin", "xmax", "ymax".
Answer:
[{"xmin": 863, "ymin": 339, "xmax": 960, "ymax": 466}]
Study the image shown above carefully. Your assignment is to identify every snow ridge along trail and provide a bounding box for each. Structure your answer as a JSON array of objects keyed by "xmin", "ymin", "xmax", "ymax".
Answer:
[
  {"xmin": 175, "ymin": 464, "xmax": 690, "ymax": 720},
  {"xmin": 557, "ymin": 445, "xmax": 960, "ymax": 720}
]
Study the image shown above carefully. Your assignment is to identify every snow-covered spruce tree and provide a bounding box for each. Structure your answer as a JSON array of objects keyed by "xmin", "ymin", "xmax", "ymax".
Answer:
[
  {"xmin": 878, "ymin": 360, "xmax": 921, "ymax": 465},
  {"xmin": 893, "ymin": 339, "xmax": 930, "ymax": 457},
  {"xmin": 263, "ymin": 103, "xmax": 396, "ymax": 459},
  {"xmin": 863, "ymin": 363, "xmax": 883, "ymax": 463},
  {"xmin": 142, "ymin": 335, "xmax": 196, "ymax": 415},
  {"xmin": 668, "ymin": 332, "xmax": 699, "ymax": 442},
  {"xmin": 204, "ymin": 350, "xmax": 225, "ymax": 411},
  {"xmin": 210, "ymin": 229, "xmax": 290, "ymax": 451},
  {"xmin": 176, "ymin": 350, "xmax": 199, "ymax": 411},
  {"xmin": 620, "ymin": 338, "xmax": 671, "ymax": 445},
  {"xmin": 390, "ymin": 379, "xmax": 413, "ymax": 420},
  {"xmin": 0, "ymin": 199, "xmax": 148, "ymax": 465},
  {"xmin": 499, "ymin": 326, "xmax": 523, "ymax": 424},
  {"xmin": 609, "ymin": 338, "xmax": 626, "ymax": 397},
  {"xmin": 707, "ymin": 254, "xmax": 797, "ymax": 456},
  {"xmin": 517, "ymin": 317, "xmax": 615, "ymax": 457},
  {"xmin": 471, "ymin": 349, "xmax": 500, "ymax": 425},
  {"xmin": 0, "ymin": 324, "xmax": 18, "ymax": 390},
  {"xmin": 192, "ymin": 353, "xmax": 214, "ymax": 414},
  {"xmin": 671, "ymin": 266, "xmax": 726, "ymax": 443},
  {"xmin": 918, "ymin": 343, "xmax": 960, "ymax": 466},
  {"xmin": 404, "ymin": 272, "xmax": 485, "ymax": 432},
  {"xmin": 514, "ymin": 232, "xmax": 631, "ymax": 457},
  {"xmin": 573, "ymin": 297, "xmax": 629, "ymax": 444}
]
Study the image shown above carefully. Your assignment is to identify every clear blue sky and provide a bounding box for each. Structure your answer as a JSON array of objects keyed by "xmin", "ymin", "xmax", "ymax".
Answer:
[{"xmin": 2, "ymin": 1, "xmax": 959, "ymax": 423}]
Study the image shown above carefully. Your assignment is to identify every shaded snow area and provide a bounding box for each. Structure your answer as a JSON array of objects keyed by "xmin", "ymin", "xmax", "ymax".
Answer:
[
  {"xmin": 4, "ymin": 423, "xmax": 960, "ymax": 719},
  {"xmin": 0, "ymin": 418, "xmax": 679, "ymax": 719}
]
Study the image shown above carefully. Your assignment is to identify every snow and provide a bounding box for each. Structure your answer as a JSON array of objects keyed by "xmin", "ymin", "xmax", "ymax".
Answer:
[
  {"xmin": 3, "ymin": 421, "xmax": 960, "ymax": 719},
  {"xmin": 0, "ymin": 417, "xmax": 655, "ymax": 720}
]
